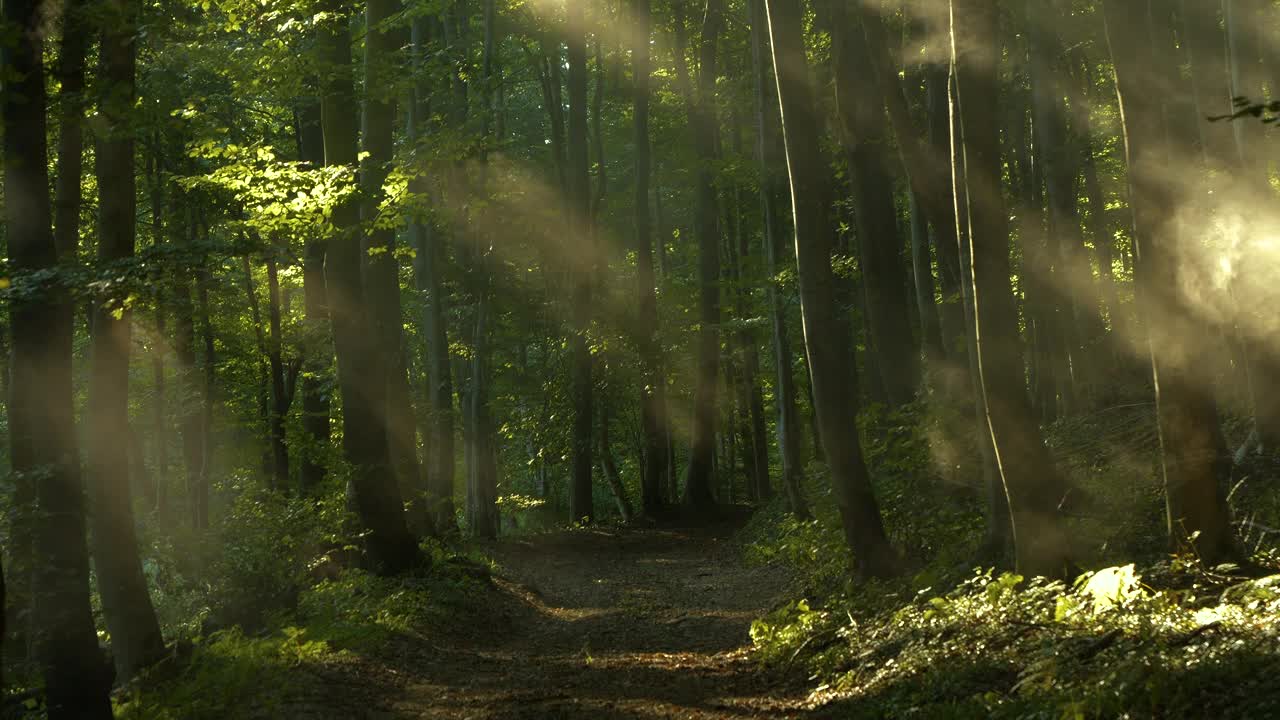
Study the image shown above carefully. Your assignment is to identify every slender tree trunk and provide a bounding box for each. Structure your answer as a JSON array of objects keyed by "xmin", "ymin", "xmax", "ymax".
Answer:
[
  {"xmin": 363, "ymin": 0, "xmax": 426, "ymax": 536},
  {"xmin": 634, "ymin": 0, "xmax": 669, "ymax": 517},
  {"xmin": 296, "ymin": 99, "xmax": 332, "ymax": 493},
  {"xmin": 88, "ymin": 0, "xmax": 169, "ymax": 680},
  {"xmin": 4, "ymin": 0, "xmax": 114, "ymax": 710},
  {"xmin": 600, "ymin": 370, "xmax": 635, "ymax": 521},
  {"xmin": 409, "ymin": 17, "xmax": 458, "ymax": 533},
  {"xmin": 1028, "ymin": 0, "xmax": 1105, "ymax": 411},
  {"xmin": 825, "ymin": 1, "xmax": 920, "ymax": 407},
  {"xmin": 54, "ymin": 0, "xmax": 88, "ymax": 263},
  {"xmin": 567, "ymin": 0, "xmax": 595, "ymax": 523},
  {"xmin": 150, "ymin": 296, "xmax": 168, "ymax": 510},
  {"xmin": 751, "ymin": 0, "xmax": 808, "ymax": 518},
  {"xmin": 683, "ymin": 0, "xmax": 724, "ymax": 511},
  {"xmin": 316, "ymin": 4, "xmax": 421, "ymax": 573},
  {"xmin": 242, "ymin": 255, "xmax": 273, "ymax": 475},
  {"xmin": 766, "ymin": 0, "xmax": 896, "ymax": 577},
  {"xmin": 464, "ymin": 0, "xmax": 501, "ymax": 539},
  {"xmin": 1103, "ymin": 0, "xmax": 1235, "ymax": 563},
  {"xmin": 266, "ymin": 253, "xmax": 290, "ymax": 489},
  {"xmin": 908, "ymin": 190, "xmax": 945, "ymax": 368},
  {"xmin": 192, "ymin": 235, "xmax": 217, "ymax": 531},
  {"xmin": 952, "ymin": 0, "xmax": 1072, "ymax": 578}
]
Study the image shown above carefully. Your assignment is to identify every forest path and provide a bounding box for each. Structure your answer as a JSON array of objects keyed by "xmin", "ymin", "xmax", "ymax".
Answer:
[{"xmin": 386, "ymin": 516, "xmax": 818, "ymax": 719}]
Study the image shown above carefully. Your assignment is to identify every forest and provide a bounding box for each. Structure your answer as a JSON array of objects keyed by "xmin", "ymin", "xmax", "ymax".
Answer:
[{"xmin": 3, "ymin": 0, "xmax": 1280, "ymax": 716}]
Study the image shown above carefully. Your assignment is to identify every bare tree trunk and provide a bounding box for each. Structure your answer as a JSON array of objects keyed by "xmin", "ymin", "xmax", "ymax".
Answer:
[
  {"xmin": 751, "ymin": 0, "xmax": 807, "ymax": 518},
  {"xmin": 824, "ymin": 0, "xmax": 920, "ymax": 407},
  {"xmin": 364, "ymin": 0, "xmax": 426, "ymax": 536},
  {"xmin": 952, "ymin": 0, "xmax": 1072, "ymax": 578},
  {"xmin": 1103, "ymin": 0, "xmax": 1236, "ymax": 564},
  {"xmin": 266, "ymin": 253, "xmax": 290, "ymax": 489},
  {"xmin": 633, "ymin": 0, "xmax": 670, "ymax": 517},
  {"xmin": 766, "ymin": 0, "xmax": 896, "ymax": 577},
  {"xmin": 316, "ymin": 3, "xmax": 421, "ymax": 573},
  {"xmin": 88, "ymin": 0, "xmax": 169, "ymax": 680},
  {"xmin": 409, "ymin": 17, "xmax": 457, "ymax": 533},
  {"xmin": 566, "ymin": 0, "xmax": 595, "ymax": 524},
  {"xmin": 683, "ymin": 0, "xmax": 724, "ymax": 511},
  {"xmin": 296, "ymin": 99, "xmax": 332, "ymax": 494},
  {"xmin": 4, "ymin": 0, "xmax": 114, "ymax": 710}
]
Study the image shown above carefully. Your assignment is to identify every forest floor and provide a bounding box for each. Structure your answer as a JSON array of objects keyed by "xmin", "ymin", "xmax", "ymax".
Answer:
[{"xmin": 323, "ymin": 514, "xmax": 823, "ymax": 719}]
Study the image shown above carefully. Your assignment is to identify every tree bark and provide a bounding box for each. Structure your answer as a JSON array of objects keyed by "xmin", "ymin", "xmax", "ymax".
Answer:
[
  {"xmin": 683, "ymin": 0, "xmax": 724, "ymax": 511},
  {"xmin": 765, "ymin": 0, "xmax": 896, "ymax": 577},
  {"xmin": 266, "ymin": 253, "xmax": 290, "ymax": 489},
  {"xmin": 633, "ymin": 0, "xmax": 670, "ymax": 517},
  {"xmin": 825, "ymin": 0, "xmax": 920, "ymax": 407},
  {"xmin": 364, "ymin": 0, "xmax": 427, "ymax": 536},
  {"xmin": 54, "ymin": 0, "xmax": 88, "ymax": 263},
  {"xmin": 409, "ymin": 17, "xmax": 458, "ymax": 533},
  {"xmin": 951, "ymin": 0, "xmax": 1072, "ymax": 578},
  {"xmin": 296, "ymin": 99, "xmax": 332, "ymax": 493},
  {"xmin": 751, "ymin": 0, "xmax": 808, "ymax": 518},
  {"xmin": 1103, "ymin": 0, "xmax": 1235, "ymax": 564},
  {"xmin": 3, "ymin": 0, "xmax": 114, "ymax": 711},
  {"xmin": 567, "ymin": 0, "xmax": 595, "ymax": 523},
  {"xmin": 316, "ymin": 3, "xmax": 421, "ymax": 573},
  {"xmin": 88, "ymin": 0, "xmax": 168, "ymax": 679}
]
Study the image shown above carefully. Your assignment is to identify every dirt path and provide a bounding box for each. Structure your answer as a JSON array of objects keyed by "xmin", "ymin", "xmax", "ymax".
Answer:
[{"xmin": 384, "ymin": 519, "xmax": 818, "ymax": 719}]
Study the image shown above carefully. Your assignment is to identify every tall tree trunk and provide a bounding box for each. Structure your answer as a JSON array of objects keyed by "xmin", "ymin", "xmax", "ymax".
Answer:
[
  {"xmin": 1103, "ymin": 0, "xmax": 1235, "ymax": 564},
  {"xmin": 633, "ymin": 0, "xmax": 669, "ymax": 517},
  {"xmin": 825, "ymin": 0, "xmax": 920, "ymax": 407},
  {"xmin": 150, "ymin": 294, "xmax": 168, "ymax": 510},
  {"xmin": 316, "ymin": 3, "xmax": 421, "ymax": 574},
  {"xmin": 3, "ymin": 0, "xmax": 114, "ymax": 711},
  {"xmin": 172, "ymin": 221, "xmax": 205, "ymax": 523},
  {"xmin": 193, "ymin": 240, "xmax": 216, "ymax": 530},
  {"xmin": 683, "ymin": 0, "xmax": 724, "ymax": 511},
  {"xmin": 600, "ymin": 368, "xmax": 636, "ymax": 521},
  {"xmin": 751, "ymin": 0, "xmax": 808, "ymax": 518},
  {"xmin": 54, "ymin": 0, "xmax": 88, "ymax": 263},
  {"xmin": 765, "ymin": 0, "xmax": 896, "ymax": 578},
  {"xmin": 364, "ymin": 0, "xmax": 426, "ymax": 536},
  {"xmin": 465, "ymin": 0, "xmax": 501, "ymax": 539},
  {"xmin": 266, "ymin": 253, "xmax": 290, "ymax": 489},
  {"xmin": 409, "ymin": 17, "xmax": 458, "ymax": 533},
  {"xmin": 951, "ymin": 0, "xmax": 1072, "ymax": 578},
  {"xmin": 567, "ymin": 0, "xmax": 595, "ymax": 523},
  {"xmin": 242, "ymin": 255, "xmax": 273, "ymax": 476},
  {"xmin": 1028, "ymin": 0, "xmax": 1105, "ymax": 412},
  {"xmin": 88, "ymin": 0, "xmax": 168, "ymax": 679},
  {"xmin": 908, "ymin": 190, "xmax": 945, "ymax": 368},
  {"xmin": 296, "ymin": 99, "xmax": 332, "ymax": 493}
]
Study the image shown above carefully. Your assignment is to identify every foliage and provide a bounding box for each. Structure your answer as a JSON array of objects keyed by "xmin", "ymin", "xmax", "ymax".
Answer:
[
  {"xmin": 750, "ymin": 563, "xmax": 1280, "ymax": 719},
  {"xmin": 744, "ymin": 403, "xmax": 1280, "ymax": 719}
]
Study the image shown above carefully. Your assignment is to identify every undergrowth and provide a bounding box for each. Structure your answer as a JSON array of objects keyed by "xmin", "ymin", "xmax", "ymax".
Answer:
[{"xmin": 744, "ymin": 400, "xmax": 1280, "ymax": 719}]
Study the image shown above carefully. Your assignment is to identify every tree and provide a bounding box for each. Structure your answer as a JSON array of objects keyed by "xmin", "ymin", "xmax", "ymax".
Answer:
[
  {"xmin": 633, "ymin": 0, "xmax": 670, "ymax": 517},
  {"xmin": 408, "ymin": 16, "xmax": 458, "ymax": 533},
  {"xmin": 316, "ymin": 3, "xmax": 422, "ymax": 573},
  {"xmin": 765, "ymin": 0, "xmax": 896, "ymax": 578},
  {"xmin": 1102, "ymin": 0, "xmax": 1236, "ymax": 564},
  {"xmin": 87, "ymin": 0, "xmax": 168, "ymax": 678},
  {"xmin": 682, "ymin": 0, "xmax": 725, "ymax": 510},
  {"xmin": 567, "ymin": 0, "xmax": 595, "ymax": 523},
  {"xmin": 363, "ymin": 0, "xmax": 427, "ymax": 534},
  {"xmin": 951, "ymin": 0, "xmax": 1072, "ymax": 578},
  {"xmin": 750, "ymin": 0, "xmax": 807, "ymax": 519},
  {"xmin": 3, "ymin": 0, "xmax": 113, "ymax": 712},
  {"xmin": 824, "ymin": 0, "xmax": 920, "ymax": 407}
]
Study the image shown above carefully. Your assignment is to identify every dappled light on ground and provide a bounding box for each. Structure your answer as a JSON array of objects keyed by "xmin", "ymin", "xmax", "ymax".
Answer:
[{"xmin": 383, "ymin": 522, "xmax": 816, "ymax": 719}]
